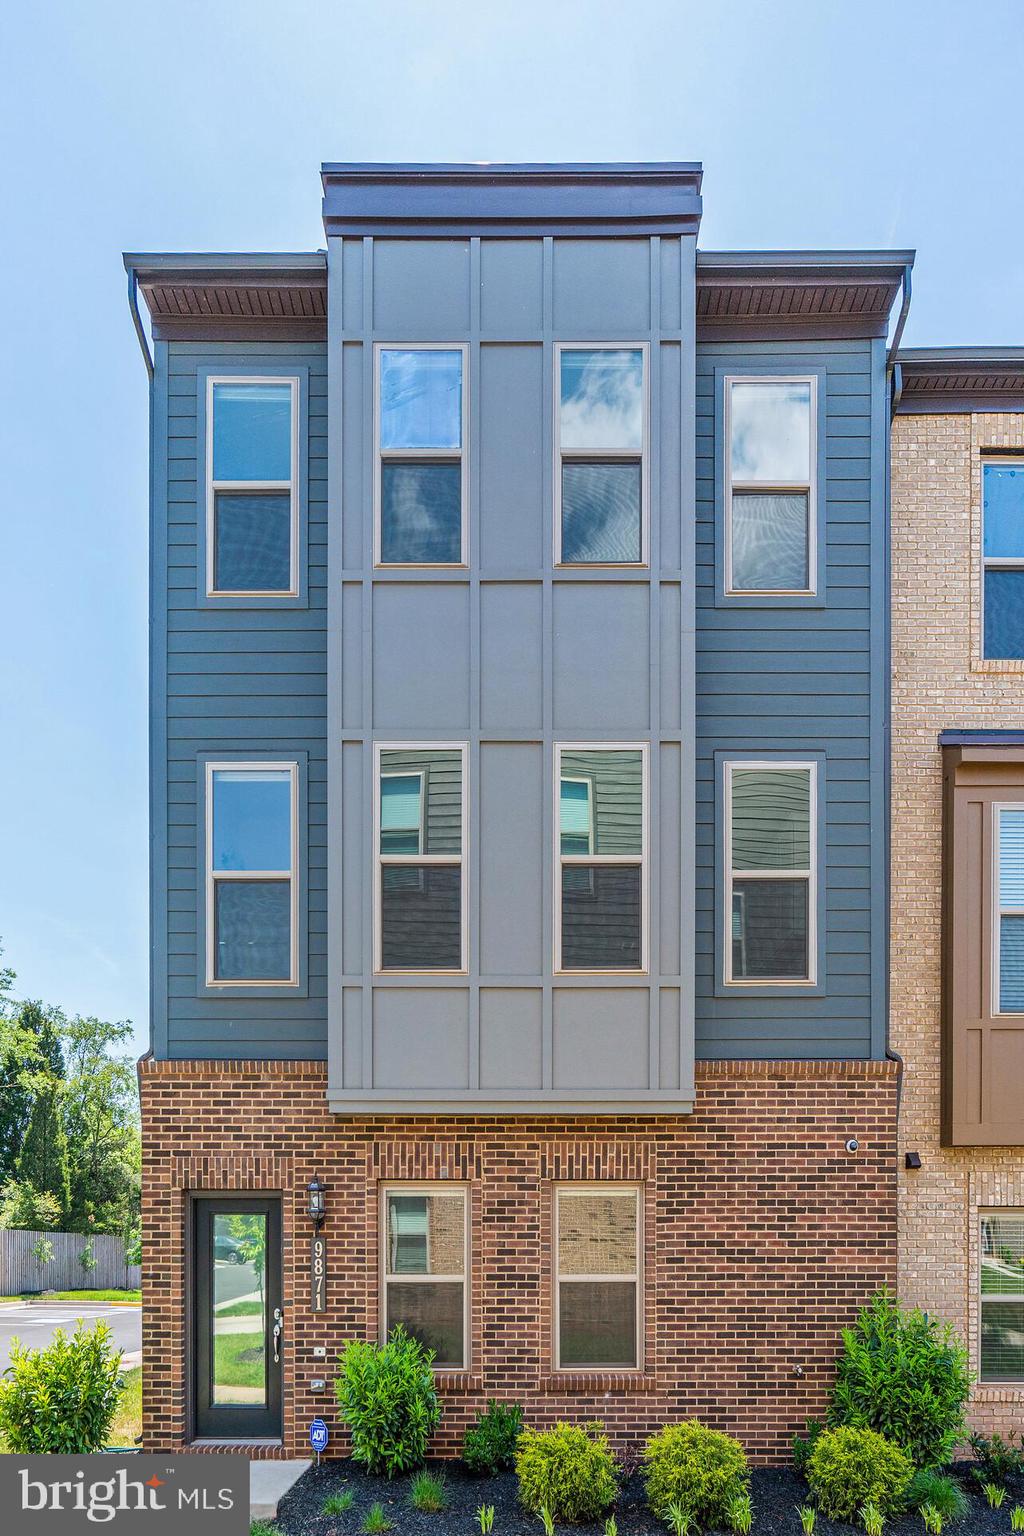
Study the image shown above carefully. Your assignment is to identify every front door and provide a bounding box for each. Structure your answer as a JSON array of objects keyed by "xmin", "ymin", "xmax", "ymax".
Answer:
[{"xmin": 193, "ymin": 1196, "xmax": 282, "ymax": 1439}]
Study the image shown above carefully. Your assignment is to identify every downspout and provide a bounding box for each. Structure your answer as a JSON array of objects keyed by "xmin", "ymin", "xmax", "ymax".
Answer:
[
  {"xmin": 886, "ymin": 262, "xmax": 912, "ymax": 421},
  {"xmin": 126, "ymin": 263, "xmax": 154, "ymax": 380}
]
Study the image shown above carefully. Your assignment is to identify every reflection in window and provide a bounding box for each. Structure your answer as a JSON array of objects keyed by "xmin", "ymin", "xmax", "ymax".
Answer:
[
  {"xmin": 983, "ymin": 464, "xmax": 1024, "ymax": 659},
  {"xmin": 208, "ymin": 380, "xmax": 295, "ymax": 594},
  {"xmin": 998, "ymin": 808, "xmax": 1024, "ymax": 1011},
  {"xmin": 726, "ymin": 763, "xmax": 815, "ymax": 983},
  {"xmin": 557, "ymin": 348, "xmax": 645, "ymax": 564},
  {"xmin": 383, "ymin": 1189, "xmax": 466, "ymax": 1367},
  {"xmin": 376, "ymin": 747, "xmax": 465, "ymax": 970},
  {"xmin": 208, "ymin": 767, "xmax": 295, "ymax": 983},
  {"xmin": 555, "ymin": 1189, "xmax": 640, "ymax": 1368},
  {"xmin": 726, "ymin": 378, "xmax": 814, "ymax": 594},
  {"xmin": 212, "ymin": 1212, "xmax": 267, "ymax": 1405},
  {"xmin": 980, "ymin": 1213, "xmax": 1024, "ymax": 1381},
  {"xmin": 377, "ymin": 348, "xmax": 464, "ymax": 564},
  {"xmin": 556, "ymin": 747, "xmax": 644, "ymax": 970}
]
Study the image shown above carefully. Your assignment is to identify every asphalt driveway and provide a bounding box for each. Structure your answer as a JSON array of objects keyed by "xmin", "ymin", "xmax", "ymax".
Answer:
[{"xmin": 0, "ymin": 1301, "xmax": 141, "ymax": 1370}]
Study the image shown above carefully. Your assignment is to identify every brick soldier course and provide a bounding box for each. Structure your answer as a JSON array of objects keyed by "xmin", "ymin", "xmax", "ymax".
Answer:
[
  {"xmin": 140, "ymin": 1057, "xmax": 897, "ymax": 1461},
  {"xmin": 891, "ymin": 403, "xmax": 1024, "ymax": 1436}
]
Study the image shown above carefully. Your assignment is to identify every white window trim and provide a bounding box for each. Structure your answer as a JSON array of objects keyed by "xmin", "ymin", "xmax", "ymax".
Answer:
[
  {"xmin": 380, "ymin": 1183, "xmax": 470, "ymax": 1371},
  {"xmin": 723, "ymin": 758, "xmax": 818, "ymax": 987},
  {"xmin": 553, "ymin": 342, "xmax": 650, "ymax": 568},
  {"xmin": 553, "ymin": 1184, "xmax": 643, "ymax": 1373},
  {"xmin": 553, "ymin": 743, "xmax": 649, "ymax": 975},
  {"xmin": 723, "ymin": 374, "xmax": 817, "ymax": 597},
  {"xmin": 204, "ymin": 760, "xmax": 299, "ymax": 987},
  {"xmin": 373, "ymin": 343, "xmax": 470, "ymax": 568},
  {"xmin": 979, "ymin": 1208, "xmax": 1024, "ymax": 1383},
  {"xmin": 205, "ymin": 375, "xmax": 300, "ymax": 597},
  {"xmin": 981, "ymin": 458, "xmax": 1024, "ymax": 658},
  {"xmin": 373, "ymin": 742, "xmax": 469, "ymax": 974},
  {"xmin": 991, "ymin": 803, "xmax": 1024, "ymax": 1016}
]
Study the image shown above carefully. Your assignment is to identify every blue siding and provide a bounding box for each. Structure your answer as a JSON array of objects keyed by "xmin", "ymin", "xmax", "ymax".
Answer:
[
  {"xmin": 156, "ymin": 340, "xmax": 328, "ymax": 1059},
  {"xmin": 694, "ymin": 338, "xmax": 885, "ymax": 1059}
]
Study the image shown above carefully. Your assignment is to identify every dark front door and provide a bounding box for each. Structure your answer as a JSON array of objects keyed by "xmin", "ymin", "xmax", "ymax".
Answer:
[{"xmin": 193, "ymin": 1196, "xmax": 282, "ymax": 1439}]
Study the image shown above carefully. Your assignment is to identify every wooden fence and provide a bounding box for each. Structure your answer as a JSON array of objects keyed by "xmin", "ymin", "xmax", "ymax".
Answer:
[{"xmin": 0, "ymin": 1229, "xmax": 140, "ymax": 1294}]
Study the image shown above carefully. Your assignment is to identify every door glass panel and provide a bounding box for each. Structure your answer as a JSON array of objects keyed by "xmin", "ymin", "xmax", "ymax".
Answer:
[{"xmin": 211, "ymin": 1212, "xmax": 267, "ymax": 1406}]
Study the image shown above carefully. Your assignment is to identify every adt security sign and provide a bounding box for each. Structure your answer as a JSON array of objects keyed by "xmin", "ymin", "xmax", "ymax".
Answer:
[{"xmin": 310, "ymin": 1418, "xmax": 329, "ymax": 1460}]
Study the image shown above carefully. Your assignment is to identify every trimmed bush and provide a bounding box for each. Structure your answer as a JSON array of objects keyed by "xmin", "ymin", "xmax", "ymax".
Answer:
[
  {"xmin": 516, "ymin": 1421, "xmax": 618, "ymax": 1522},
  {"xmin": 463, "ymin": 1399, "xmax": 524, "ymax": 1475},
  {"xmin": 807, "ymin": 1426, "xmax": 913, "ymax": 1522},
  {"xmin": 0, "ymin": 1319, "xmax": 124, "ymax": 1452},
  {"xmin": 642, "ymin": 1421, "xmax": 748, "ymax": 1525},
  {"xmin": 335, "ymin": 1326, "xmax": 440, "ymax": 1477},
  {"xmin": 829, "ymin": 1290, "xmax": 971, "ymax": 1468}
]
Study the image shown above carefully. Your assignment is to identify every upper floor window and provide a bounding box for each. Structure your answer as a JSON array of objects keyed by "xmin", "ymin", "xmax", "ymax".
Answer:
[
  {"xmin": 206, "ymin": 763, "xmax": 297, "ymax": 985},
  {"xmin": 374, "ymin": 745, "xmax": 467, "ymax": 972},
  {"xmin": 725, "ymin": 377, "xmax": 816, "ymax": 595},
  {"xmin": 555, "ymin": 346, "xmax": 647, "ymax": 565},
  {"xmin": 382, "ymin": 1186, "xmax": 468, "ymax": 1369},
  {"xmin": 375, "ymin": 346, "xmax": 467, "ymax": 565},
  {"xmin": 555, "ymin": 745, "xmax": 647, "ymax": 972},
  {"xmin": 554, "ymin": 1186, "xmax": 641, "ymax": 1370},
  {"xmin": 996, "ymin": 807, "xmax": 1024, "ymax": 1012},
  {"xmin": 725, "ymin": 761, "xmax": 816, "ymax": 985},
  {"xmin": 983, "ymin": 462, "xmax": 1024, "ymax": 659},
  {"xmin": 206, "ymin": 379, "xmax": 297, "ymax": 595},
  {"xmin": 980, "ymin": 1211, "xmax": 1024, "ymax": 1382}
]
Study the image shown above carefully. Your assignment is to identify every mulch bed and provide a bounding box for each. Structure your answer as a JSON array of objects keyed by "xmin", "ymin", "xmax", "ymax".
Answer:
[{"xmin": 274, "ymin": 1459, "xmax": 1024, "ymax": 1535}]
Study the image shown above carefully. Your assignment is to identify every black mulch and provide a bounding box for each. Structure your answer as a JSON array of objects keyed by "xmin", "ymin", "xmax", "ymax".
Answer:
[{"xmin": 273, "ymin": 1459, "xmax": 1024, "ymax": 1536}]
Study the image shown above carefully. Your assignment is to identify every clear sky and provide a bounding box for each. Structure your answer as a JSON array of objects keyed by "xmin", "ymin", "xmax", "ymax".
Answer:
[{"xmin": 0, "ymin": 0, "xmax": 1021, "ymax": 1058}]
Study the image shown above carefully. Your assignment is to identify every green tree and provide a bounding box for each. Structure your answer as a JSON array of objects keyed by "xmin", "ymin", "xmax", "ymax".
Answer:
[
  {"xmin": 16, "ymin": 1073, "xmax": 71, "ymax": 1224},
  {"xmin": 60, "ymin": 1014, "xmax": 140, "ymax": 1236},
  {"xmin": 0, "ymin": 972, "xmax": 66, "ymax": 1186}
]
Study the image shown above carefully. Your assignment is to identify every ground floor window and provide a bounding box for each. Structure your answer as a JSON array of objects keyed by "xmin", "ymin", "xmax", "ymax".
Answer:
[
  {"xmin": 980, "ymin": 1210, "xmax": 1024, "ymax": 1381},
  {"xmin": 554, "ymin": 1185, "xmax": 641, "ymax": 1369},
  {"xmin": 381, "ymin": 1185, "xmax": 467, "ymax": 1368}
]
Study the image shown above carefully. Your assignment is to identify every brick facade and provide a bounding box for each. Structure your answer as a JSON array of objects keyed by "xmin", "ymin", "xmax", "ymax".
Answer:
[
  {"xmin": 891, "ymin": 409, "xmax": 1024, "ymax": 1434},
  {"xmin": 139, "ymin": 1057, "xmax": 897, "ymax": 1462}
]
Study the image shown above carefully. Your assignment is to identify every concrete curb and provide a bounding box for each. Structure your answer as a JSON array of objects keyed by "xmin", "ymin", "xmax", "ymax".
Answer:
[{"xmin": 250, "ymin": 1458, "xmax": 312, "ymax": 1522}]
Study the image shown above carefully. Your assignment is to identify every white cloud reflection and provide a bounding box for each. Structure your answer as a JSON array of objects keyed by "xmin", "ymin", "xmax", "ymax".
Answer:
[
  {"xmin": 560, "ymin": 349, "xmax": 643, "ymax": 450},
  {"xmin": 730, "ymin": 381, "xmax": 811, "ymax": 482}
]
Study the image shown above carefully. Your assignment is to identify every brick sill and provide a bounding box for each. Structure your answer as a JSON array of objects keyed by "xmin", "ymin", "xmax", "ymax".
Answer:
[
  {"xmin": 536, "ymin": 1373, "xmax": 658, "ymax": 1394},
  {"xmin": 435, "ymin": 1373, "xmax": 483, "ymax": 1394},
  {"xmin": 974, "ymin": 1386, "xmax": 1024, "ymax": 1402}
]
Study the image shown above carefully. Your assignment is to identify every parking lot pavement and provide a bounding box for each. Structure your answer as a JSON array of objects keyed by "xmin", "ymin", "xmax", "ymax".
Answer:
[{"xmin": 0, "ymin": 1301, "xmax": 141, "ymax": 1369}]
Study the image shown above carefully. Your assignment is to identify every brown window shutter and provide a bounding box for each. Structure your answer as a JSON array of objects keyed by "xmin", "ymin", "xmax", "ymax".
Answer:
[{"xmin": 943, "ymin": 745, "xmax": 1024, "ymax": 1145}]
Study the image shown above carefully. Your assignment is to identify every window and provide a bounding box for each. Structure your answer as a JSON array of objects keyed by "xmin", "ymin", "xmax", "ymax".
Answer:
[
  {"xmin": 555, "ymin": 746, "xmax": 646, "ymax": 972},
  {"xmin": 206, "ymin": 763, "xmax": 297, "ymax": 985},
  {"xmin": 375, "ymin": 346, "xmax": 467, "ymax": 565},
  {"xmin": 374, "ymin": 745, "xmax": 467, "ymax": 971},
  {"xmin": 725, "ymin": 761, "xmax": 816, "ymax": 984},
  {"xmin": 996, "ymin": 807, "xmax": 1024, "ymax": 1012},
  {"xmin": 382, "ymin": 1187, "xmax": 467, "ymax": 1368},
  {"xmin": 554, "ymin": 1187, "xmax": 641, "ymax": 1369},
  {"xmin": 983, "ymin": 462, "xmax": 1024, "ymax": 659},
  {"xmin": 725, "ymin": 376, "xmax": 816, "ymax": 595},
  {"xmin": 555, "ymin": 345, "xmax": 647, "ymax": 564},
  {"xmin": 980, "ymin": 1212, "xmax": 1024, "ymax": 1381},
  {"xmin": 206, "ymin": 378, "xmax": 298, "ymax": 595}
]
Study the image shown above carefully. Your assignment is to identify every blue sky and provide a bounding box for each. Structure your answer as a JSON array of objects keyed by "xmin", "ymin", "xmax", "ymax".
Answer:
[{"xmin": 0, "ymin": 0, "xmax": 1021, "ymax": 1058}]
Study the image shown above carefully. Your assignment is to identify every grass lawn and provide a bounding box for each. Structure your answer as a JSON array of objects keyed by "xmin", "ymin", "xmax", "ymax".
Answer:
[
  {"xmin": 215, "ymin": 1298, "xmax": 263, "ymax": 1317},
  {"xmin": 20, "ymin": 1289, "xmax": 141, "ymax": 1304},
  {"xmin": 213, "ymin": 1331, "xmax": 265, "ymax": 1389},
  {"xmin": 0, "ymin": 1366, "xmax": 141, "ymax": 1452}
]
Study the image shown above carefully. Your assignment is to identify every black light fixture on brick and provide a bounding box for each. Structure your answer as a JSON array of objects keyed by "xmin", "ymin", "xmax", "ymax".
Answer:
[
  {"xmin": 307, "ymin": 1173, "xmax": 326, "ymax": 1227},
  {"xmin": 905, "ymin": 1151, "xmax": 922, "ymax": 1170}
]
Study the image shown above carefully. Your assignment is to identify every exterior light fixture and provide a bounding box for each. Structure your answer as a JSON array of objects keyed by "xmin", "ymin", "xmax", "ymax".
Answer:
[
  {"xmin": 905, "ymin": 1151, "xmax": 922, "ymax": 1170},
  {"xmin": 307, "ymin": 1174, "xmax": 326, "ymax": 1228}
]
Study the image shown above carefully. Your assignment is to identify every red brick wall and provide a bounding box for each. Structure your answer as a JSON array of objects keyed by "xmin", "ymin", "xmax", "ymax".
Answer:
[{"xmin": 139, "ymin": 1058, "xmax": 897, "ymax": 1463}]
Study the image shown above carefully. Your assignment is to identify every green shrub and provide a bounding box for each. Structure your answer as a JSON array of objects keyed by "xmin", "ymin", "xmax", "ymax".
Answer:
[
  {"xmin": 792, "ymin": 1418, "xmax": 823, "ymax": 1474},
  {"xmin": 515, "ymin": 1421, "xmax": 618, "ymax": 1522},
  {"xmin": 904, "ymin": 1469, "xmax": 968, "ymax": 1523},
  {"xmin": 409, "ymin": 1470, "xmax": 447, "ymax": 1512},
  {"xmin": 641, "ymin": 1420, "xmax": 748, "ymax": 1525},
  {"xmin": 463, "ymin": 1399, "xmax": 524, "ymax": 1474},
  {"xmin": 0, "ymin": 1320, "xmax": 124, "ymax": 1452},
  {"xmin": 335, "ymin": 1326, "xmax": 441, "ymax": 1477},
  {"xmin": 968, "ymin": 1430, "xmax": 1024, "ymax": 1484},
  {"xmin": 829, "ymin": 1290, "xmax": 971, "ymax": 1468},
  {"xmin": 807, "ymin": 1426, "xmax": 913, "ymax": 1522}
]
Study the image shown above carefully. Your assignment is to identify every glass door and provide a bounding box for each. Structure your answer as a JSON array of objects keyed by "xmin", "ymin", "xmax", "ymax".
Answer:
[{"xmin": 193, "ymin": 1196, "xmax": 282, "ymax": 1439}]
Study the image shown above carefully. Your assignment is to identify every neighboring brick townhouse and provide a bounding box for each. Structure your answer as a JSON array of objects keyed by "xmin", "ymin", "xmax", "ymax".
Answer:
[
  {"xmin": 891, "ymin": 349, "xmax": 1024, "ymax": 1436},
  {"xmin": 125, "ymin": 163, "xmax": 909, "ymax": 1459}
]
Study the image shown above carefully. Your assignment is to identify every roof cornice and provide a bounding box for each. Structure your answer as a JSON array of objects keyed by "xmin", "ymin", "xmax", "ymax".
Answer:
[
  {"xmin": 696, "ymin": 249, "xmax": 914, "ymax": 341},
  {"xmin": 123, "ymin": 252, "xmax": 327, "ymax": 342},
  {"xmin": 895, "ymin": 347, "xmax": 1024, "ymax": 414},
  {"xmin": 320, "ymin": 161, "xmax": 703, "ymax": 238}
]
